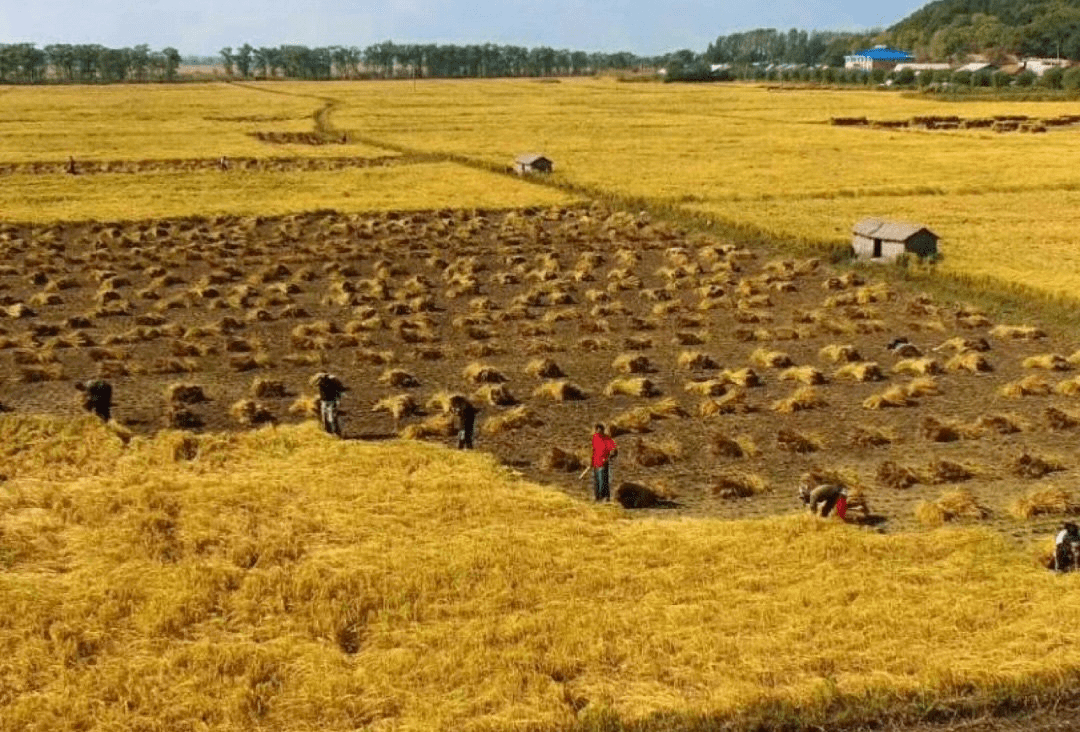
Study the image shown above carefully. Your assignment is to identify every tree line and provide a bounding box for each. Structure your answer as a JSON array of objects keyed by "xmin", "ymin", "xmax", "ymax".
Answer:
[
  {"xmin": 0, "ymin": 41, "xmax": 655, "ymax": 84},
  {"xmin": 704, "ymin": 29, "xmax": 876, "ymax": 67},
  {"xmin": 219, "ymin": 42, "xmax": 654, "ymax": 79},
  {"xmin": 0, "ymin": 44, "xmax": 181, "ymax": 83},
  {"xmin": 10, "ymin": 1, "xmax": 1080, "ymax": 87}
]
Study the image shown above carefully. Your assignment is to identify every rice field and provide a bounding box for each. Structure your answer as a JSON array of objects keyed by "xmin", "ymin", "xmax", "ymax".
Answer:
[
  {"xmin": 0, "ymin": 82, "xmax": 380, "ymax": 161},
  {"xmin": 4, "ymin": 79, "xmax": 1080, "ymax": 298},
  {"xmin": 4, "ymin": 418, "xmax": 1080, "ymax": 732},
  {"xmin": 330, "ymin": 79, "xmax": 1080, "ymax": 299},
  {"xmin": 0, "ymin": 163, "xmax": 575, "ymax": 221},
  {"xmin": 4, "ymin": 77, "xmax": 1080, "ymax": 730}
]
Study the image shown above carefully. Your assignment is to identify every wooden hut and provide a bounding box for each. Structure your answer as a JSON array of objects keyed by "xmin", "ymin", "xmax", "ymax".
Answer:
[
  {"xmin": 852, "ymin": 218, "xmax": 938, "ymax": 262},
  {"xmin": 513, "ymin": 153, "xmax": 554, "ymax": 175}
]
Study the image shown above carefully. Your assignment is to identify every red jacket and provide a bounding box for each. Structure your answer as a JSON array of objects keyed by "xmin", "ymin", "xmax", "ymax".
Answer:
[{"xmin": 591, "ymin": 432, "xmax": 617, "ymax": 468}]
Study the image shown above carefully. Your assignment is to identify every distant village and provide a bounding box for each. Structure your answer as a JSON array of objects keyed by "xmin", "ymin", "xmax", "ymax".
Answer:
[{"xmin": 701, "ymin": 46, "xmax": 1073, "ymax": 88}]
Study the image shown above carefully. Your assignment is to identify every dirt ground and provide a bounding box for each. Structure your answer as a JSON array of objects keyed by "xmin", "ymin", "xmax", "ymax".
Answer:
[{"xmin": 2, "ymin": 204, "xmax": 1079, "ymax": 543}]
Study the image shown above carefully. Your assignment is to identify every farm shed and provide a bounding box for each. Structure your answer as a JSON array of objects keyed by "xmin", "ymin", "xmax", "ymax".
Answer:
[
  {"xmin": 852, "ymin": 218, "xmax": 938, "ymax": 262},
  {"xmin": 513, "ymin": 154, "xmax": 554, "ymax": 175}
]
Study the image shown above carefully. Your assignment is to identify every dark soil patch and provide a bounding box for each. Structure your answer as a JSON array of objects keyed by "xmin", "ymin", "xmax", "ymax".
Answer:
[{"xmin": 1, "ymin": 205, "xmax": 1078, "ymax": 538}]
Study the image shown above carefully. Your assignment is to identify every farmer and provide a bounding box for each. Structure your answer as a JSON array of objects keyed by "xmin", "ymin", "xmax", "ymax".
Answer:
[
  {"xmin": 75, "ymin": 379, "xmax": 112, "ymax": 422},
  {"xmin": 799, "ymin": 481, "xmax": 848, "ymax": 518},
  {"xmin": 450, "ymin": 396, "xmax": 478, "ymax": 449},
  {"xmin": 218, "ymin": 155, "xmax": 230, "ymax": 171},
  {"xmin": 582, "ymin": 423, "xmax": 618, "ymax": 502},
  {"xmin": 66, "ymin": 156, "xmax": 77, "ymax": 175},
  {"xmin": 311, "ymin": 372, "xmax": 347, "ymax": 437},
  {"xmin": 1054, "ymin": 522, "xmax": 1080, "ymax": 572}
]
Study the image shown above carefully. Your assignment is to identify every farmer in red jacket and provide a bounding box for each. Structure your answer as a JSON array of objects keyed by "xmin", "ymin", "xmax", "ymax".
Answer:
[{"xmin": 587, "ymin": 423, "xmax": 618, "ymax": 502}]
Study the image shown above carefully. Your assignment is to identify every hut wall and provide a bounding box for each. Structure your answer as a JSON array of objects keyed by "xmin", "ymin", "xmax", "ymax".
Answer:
[
  {"xmin": 852, "ymin": 234, "xmax": 876, "ymax": 258},
  {"xmin": 882, "ymin": 241, "xmax": 907, "ymax": 261}
]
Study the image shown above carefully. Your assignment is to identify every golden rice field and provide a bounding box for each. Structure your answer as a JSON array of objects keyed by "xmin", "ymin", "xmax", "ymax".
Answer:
[
  {"xmin": 5, "ymin": 78, "xmax": 1080, "ymax": 730},
  {"xmin": 4, "ymin": 79, "xmax": 1080, "ymax": 297},
  {"xmin": 4, "ymin": 417, "xmax": 1080, "ymax": 732},
  {"xmin": 331, "ymin": 78, "xmax": 1080, "ymax": 300},
  {"xmin": 0, "ymin": 83, "xmax": 383, "ymax": 161},
  {"xmin": 0, "ymin": 163, "xmax": 575, "ymax": 222}
]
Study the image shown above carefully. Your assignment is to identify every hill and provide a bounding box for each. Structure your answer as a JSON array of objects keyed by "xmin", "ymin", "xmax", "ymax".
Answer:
[{"xmin": 886, "ymin": 0, "xmax": 1080, "ymax": 61}]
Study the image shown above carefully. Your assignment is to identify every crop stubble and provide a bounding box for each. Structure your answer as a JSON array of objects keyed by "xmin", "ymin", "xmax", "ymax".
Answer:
[{"xmin": 1, "ymin": 206, "xmax": 1079, "ymax": 536}]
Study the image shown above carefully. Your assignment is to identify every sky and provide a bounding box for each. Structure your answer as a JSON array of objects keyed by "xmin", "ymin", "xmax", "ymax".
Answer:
[{"xmin": 0, "ymin": 0, "xmax": 928, "ymax": 57}]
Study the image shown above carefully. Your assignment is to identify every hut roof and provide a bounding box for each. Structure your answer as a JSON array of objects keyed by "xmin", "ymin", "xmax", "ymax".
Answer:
[
  {"xmin": 854, "ymin": 47, "xmax": 913, "ymax": 62},
  {"xmin": 515, "ymin": 153, "xmax": 551, "ymax": 165},
  {"xmin": 853, "ymin": 218, "xmax": 937, "ymax": 242}
]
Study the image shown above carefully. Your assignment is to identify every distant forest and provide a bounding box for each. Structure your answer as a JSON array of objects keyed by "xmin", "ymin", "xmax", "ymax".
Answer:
[
  {"xmin": 0, "ymin": 44, "xmax": 182, "ymax": 83},
  {"xmin": 0, "ymin": 42, "xmax": 655, "ymax": 83},
  {"xmin": 882, "ymin": 0, "xmax": 1080, "ymax": 62},
  {"xmin": 3, "ymin": 0, "xmax": 1080, "ymax": 84}
]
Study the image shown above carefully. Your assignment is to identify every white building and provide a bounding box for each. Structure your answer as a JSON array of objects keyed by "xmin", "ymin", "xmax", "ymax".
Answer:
[
  {"xmin": 1022, "ymin": 58, "xmax": 1070, "ymax": 76},
  {"xmin": 892, "ymin": 63, "xmax": 952, "ymax": 73}
]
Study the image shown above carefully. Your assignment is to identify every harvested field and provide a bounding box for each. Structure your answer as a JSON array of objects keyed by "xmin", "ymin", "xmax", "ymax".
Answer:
[
  {"xmin": 8, "ymin": 79, "xmax": 1080, "ymax": 731},
  {"xmin": 1, "ymin": 204, "xmax": 1079, "ymax": 535}
]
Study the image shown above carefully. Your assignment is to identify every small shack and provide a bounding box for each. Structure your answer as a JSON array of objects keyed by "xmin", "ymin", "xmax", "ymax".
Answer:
[
  {"xmin": 513, "ymin": 153, "xmax": 554, "ymax": 175},
  {"xmin": 852, "ymin": 218, "xmax": 938, "ymax": 262}
]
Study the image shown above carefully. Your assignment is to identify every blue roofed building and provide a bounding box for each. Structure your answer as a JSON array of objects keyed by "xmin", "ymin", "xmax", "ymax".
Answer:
[{"xmin": 844, "ymin": 46, "xmax": 914, "ymax": 72}]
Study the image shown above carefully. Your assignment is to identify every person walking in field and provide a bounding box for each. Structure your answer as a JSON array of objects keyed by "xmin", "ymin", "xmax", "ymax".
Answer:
[
  {"xmin": 582, "ymin": 423, "xmax": 618, "ymax": 502},
  {"xmin": 311, "ymin": 372, "xmax": 347, "ymax": 437},
  {"xmin": 450, "ymin": 396, "xmax": 478, "ymax": 450},
  {"xmin": 1054, "ymin": 522, "xmax": 1080, "ymax": 572},
  {"xmin": 75, "ymin": 379, "xmax": 112, "ymax": 422}
]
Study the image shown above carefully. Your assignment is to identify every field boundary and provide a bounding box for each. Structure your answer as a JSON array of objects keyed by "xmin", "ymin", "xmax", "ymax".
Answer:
[{"xmin": 0, "ymin": 154, "xmax": 439, "ymax": 176}]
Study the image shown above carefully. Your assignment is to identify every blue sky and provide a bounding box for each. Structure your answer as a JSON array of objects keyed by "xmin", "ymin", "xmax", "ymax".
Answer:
[{"xmin": 0, "ymin": 0, "xmax": 927, "ymax": 56}]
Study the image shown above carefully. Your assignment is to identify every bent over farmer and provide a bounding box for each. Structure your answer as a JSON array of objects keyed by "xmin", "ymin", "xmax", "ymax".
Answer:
[
  {"xmin": 1054, "ymin": 522, "xmax": 1080, "ymax": 572},
  {"xmin": 75, "ymin": 379, "xmax": 112, "ymax": 422},
  {"xmin": 588, "ymin": 423, "xmax": 618, "ymax": 502},
  {"xmin": 799, "ymin": 481, "xmax": 847, "ymax": 518}
]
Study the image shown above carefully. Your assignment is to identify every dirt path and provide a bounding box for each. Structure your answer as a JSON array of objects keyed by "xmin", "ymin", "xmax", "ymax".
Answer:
[{"xmin": 227, "ymin": 81, "xmax": 348, "ymax": 144}]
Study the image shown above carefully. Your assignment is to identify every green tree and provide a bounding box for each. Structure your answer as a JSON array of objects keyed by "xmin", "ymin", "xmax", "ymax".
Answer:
[
  {"xmin": 162, "ymin": 47, "xmax": 181, "ymax": 81},
  {"xmin": 894, "ymin": 67, "xmax": 916, "ymax": 86},
  {"xmin": 130, "ymin": 44, "xmax": 150, "ymax": 81},
  {"xmin": 1063, "ymin": 66, "xmax": 1080, "ymax": 94},
  {"xmin": 73, "ymin": 44, "xmax": 100, "ymax": 81},
  {"xmin": 1040, "ymin": 66, "xmax": 1064, "ymax": 89},
  {"xmin": 235, "ymin": 43, "xmax": 253, "ymax": 78},
  {"xmin": 220, "ymin": 47, "xmax": 234, "ymax": 76},
  {"xmin": 45, "ymin": 44, "xmax": 75, "ymax": 81},
  {"xmin": 96, "ymin": 46, "xmax": 129, "ymax": 82},
  {"xmin": 951, "ymin": 69, "xmax": 972, "ymax": 86},
  {"xmin": 253, "ymin": 47, "xmax": 270, "ymax": 77}
]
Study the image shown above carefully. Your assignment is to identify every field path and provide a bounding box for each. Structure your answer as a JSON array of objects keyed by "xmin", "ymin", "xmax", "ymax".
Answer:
[
  {"xmin": 227, "ymin": 81, "xmax": 347, "ymax": 144},
  {"xmin": 225, "ymin": 81, "xmax": 592, "ymax": 192}
]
